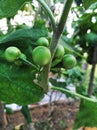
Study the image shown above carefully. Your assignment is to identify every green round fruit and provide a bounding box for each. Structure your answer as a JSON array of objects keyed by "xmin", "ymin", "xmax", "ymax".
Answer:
[
  {"xmin": 5, "ymin": 46, "xmax": 21, "ymax": 62},
  {"xmin": 37, "ymin": 37, "xmax": 49, "ymax": 47},
  {"xmin": 55, "ymin": 44, "xmax": 64, "ymax": 58},
  {"xmin": 32, "ymin": 46, "xmax": 51, "ymax": 66},
  {"xmin": 62, "ymin": 54, "xmax": 77, "ymax": 69}
]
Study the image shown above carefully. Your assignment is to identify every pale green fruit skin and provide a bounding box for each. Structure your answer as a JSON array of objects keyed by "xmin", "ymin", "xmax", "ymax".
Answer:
[
  {"xmin": 37, "ymin": 37, "xmax": 49, "ymax": 47},
  {"xmin": 55, "ymin": 44, "xmax": 65, "ymax": 58},
  {"xmin": 32, "ymin": 46, "xmax": 51, "ymax": 66},
  {"xmin": 62, "ymin": 54, "xmax": 77, "ymax": 69},
  {"xmin": 5, "ymin": 46, "xmax": 21, "ymax": 62}
]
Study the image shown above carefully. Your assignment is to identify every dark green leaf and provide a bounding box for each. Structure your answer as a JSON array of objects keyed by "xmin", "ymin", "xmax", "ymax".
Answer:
[
  {"xmin": 50, "ymin": 78, "xmax": 67, "ymax": 88},
  {"xmin": 0, "ymin": 60, "xmax": 44, "ymax": 105},
  {"xmin": 0, "ymin": 0, "xmax": 31, "ymax": 18},
  {"xmin": 73, "ymin": 99, "xmax": 97, "ymax": 129},
  {"xmin": 85, "ymin": 32, "xmax": 97, "ymax": 44},
  {"xmin": 78, "ymin": 12, "xmax": 96, "ymax": 26},
  {"xmin": 75, "ymin": 0, "xmax": 82, "ymax": 6},
  {"xmin": 83, "ymin": 0, "xmax": 97, "ymax": 9}
]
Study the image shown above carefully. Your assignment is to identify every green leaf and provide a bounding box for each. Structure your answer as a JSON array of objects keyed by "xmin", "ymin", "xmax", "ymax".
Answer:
[
  {"xmin": 0, "ymin": 60, "xmax": 44, "ymax": 105},
  {"xmin": 83, "ymin": 0, "xmax": 97, "ymax": 9},
  {"xmin": 0, "ymin": 0, "xmax": 31, "ymax": 18},
  {"xmin": 73, "ymin": 99, "xmax": 97, "ymax": 129},
  {"xmin": 78, "ymin": 12, "xmax": 95, "ymax": 26},
  {"xmin": 85, "ymin": 32, "xmax": 97, "ymax": 44},
  {"xmin": 0, "ymin": 26, "xmax": 48, "ymax": 45},
  {"xmin": 50, "ymin": 78, "xmax": 67, "ymax": 88},
  {"xmin": 0, "ymin": 21, "xmax": 48, "ymax": 105},
  {"xmin": 77, "ymin": 2, "xmax": 97, "ymax": 27},
  {"xmin": 67, "ymin": 67, "xmax": 84, "ymax": 80}
]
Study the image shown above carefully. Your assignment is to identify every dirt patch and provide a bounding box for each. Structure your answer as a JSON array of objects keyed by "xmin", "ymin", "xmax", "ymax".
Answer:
[{"xmin": 7, "ymin": 100, "xmax": 80, "ymax": 130}]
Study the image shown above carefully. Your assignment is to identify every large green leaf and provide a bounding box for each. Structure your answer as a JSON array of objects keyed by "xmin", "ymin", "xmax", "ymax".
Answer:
[
  {"xmin": 0, "ymin": 60, "xmax": 44, "ymax": 105},
  {"xmin": 0, "ymin": 26, "xmax": 48, "ymax": 45},
  {"xmin": 73, "ymin": 99, "xmax": 97, "ymax": 129},
  {"xmin": 0, "ymin": 22, "xmax": 48, "ymax": 105},
  {"xmin": 83, "ymin": 0, "xmax": 97, "ymax": 9},
  {"xmin": 0, "ymin": 0, "xmax": 30, "ymax": 18},
  {"xmin": 0, "ymin": 40, "xmax": 44, "ymax": 105}
]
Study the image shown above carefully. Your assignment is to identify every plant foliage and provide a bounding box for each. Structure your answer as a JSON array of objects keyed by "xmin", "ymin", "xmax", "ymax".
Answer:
[
  {"xmin": 0, "ymin": 0, "xmax": 31, "ymax": 18},
  {"xmin": 73, "ymin": 99, "xmax": 97, "ymax": 129},
  {"xmin": 0, "ymin": 20, "xmax": 48, "ymax": 105}
]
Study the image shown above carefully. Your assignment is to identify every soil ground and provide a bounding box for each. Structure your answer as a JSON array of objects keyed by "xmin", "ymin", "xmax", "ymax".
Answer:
[{"xmin": 7, "ymin": 99, "xmax": 80, "ymax": 130}]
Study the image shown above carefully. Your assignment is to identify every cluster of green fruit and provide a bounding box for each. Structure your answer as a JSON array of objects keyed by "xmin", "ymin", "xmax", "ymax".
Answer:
[
  {"xmin": 4, "ymin": 37, "xmax": 77, "ymax": 69},
  {"xmin": 52, "ymin": 44, "xmax": 77, "ymax": 69}
]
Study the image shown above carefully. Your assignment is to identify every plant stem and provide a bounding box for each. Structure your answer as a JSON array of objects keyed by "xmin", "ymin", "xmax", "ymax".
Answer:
[
  {"xmin": 7, "ymin": 18, "xmax": 12, "ymax": 32},
  {"xmin": 0, "ymin": 102, "xmax": 7, "ymax": 130},
  {"xmin": 50, "ymin": 0, "xmax": 73, "ymax": 58},
  {"xmin": 38, "ymin": 0, "xmax": 73, "ymax": 92},
  {"xmin": 52, "ymin": 86, "xmax": 97, "ymax": 103},
  {"xmin": 37, "ymin": 0, "xmax": 56, "ymax": 30},
  {"xmin": 19, "ymin": 57, "xmax": 39, "ymax": 71},
  {"xmin": 88, "ymin": 46, "xmax": 97, "ymax": 96},
  {"xmin": 58, "ymin": 0, "xmax": 73, "ymax": 34},
  {"xmin": 21, "ymin": 105, "xmax": 32, "ymax": 124}
]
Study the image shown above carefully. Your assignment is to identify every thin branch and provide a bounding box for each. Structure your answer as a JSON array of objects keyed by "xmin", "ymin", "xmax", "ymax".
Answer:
[
  {"xmin": 52, "ymin": 86, "xmax": 97, "ymax": 103},
  {"xmin": 7, "ymin": 18, "xmax": 12, "ymax": 32},
  {"xmin": 88, "ymin": 46, "xmax": 97, "ymax": 96},
  {"xmin": 50, "ymin": 0, "xmax": 73, "ymax": 58},
  {"xmin": 58, "ymin": 0, "xmax": 73, "ymax": 34},
  {"xmin": 37, "ymin": 0, "xmax": 56, "ymax": 30}
]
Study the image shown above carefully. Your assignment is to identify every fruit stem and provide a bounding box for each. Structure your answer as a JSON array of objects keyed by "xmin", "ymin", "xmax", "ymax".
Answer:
[
  {"xmin": 19, "ymin": 57, "xmax": 39, "ymax": 71},
  {"xmin": 37, "ymin": 0, "xmax": 56, "ymax": 30},
  {"xmin": 88, "ymin": 46, "xmax": 97, "ymax": 96},
  {"xmin": 52, "ymin": 86, "xmax": 97, "ymax": 103}
]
